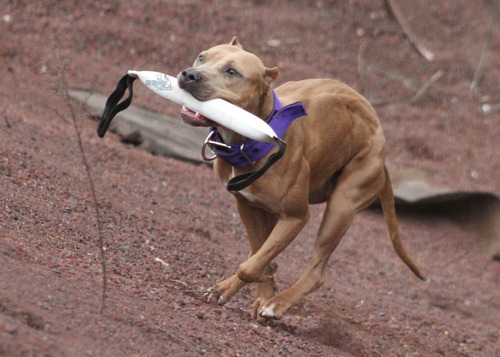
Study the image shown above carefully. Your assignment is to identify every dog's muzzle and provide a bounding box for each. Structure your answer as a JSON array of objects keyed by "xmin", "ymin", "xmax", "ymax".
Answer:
[{"xmin": 178, "ymin": 68, "xmax": 202, "ymax": 89}]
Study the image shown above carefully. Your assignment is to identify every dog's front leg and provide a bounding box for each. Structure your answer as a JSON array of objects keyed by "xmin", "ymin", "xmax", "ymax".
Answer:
[
  {"xmin": 206, "ymin": 201, "xmax": 277, "ymax": 306},
  {"xmin": 237, "ymin": 214, "xmax": 309, "ymax": 283},
  {"xmin": 209, "ymin": 209, "xmax": 309, "ymax": 309},
  {"xmin": 235, "ymin": 201, "xmax": 279, "ymax": 319}
]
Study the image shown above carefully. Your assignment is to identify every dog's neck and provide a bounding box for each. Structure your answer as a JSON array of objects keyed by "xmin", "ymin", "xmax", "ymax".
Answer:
[{"xmin": 216, "ymin": 90, "xmax": 275, "ymax": 145}]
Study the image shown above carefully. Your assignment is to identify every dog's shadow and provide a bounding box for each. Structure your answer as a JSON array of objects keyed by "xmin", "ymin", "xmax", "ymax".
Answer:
[
  {"xmin": 281, "ymin": 308, "xmax": 366, "ymax": 355},
  {"xmin": 304, "ymin": 321, "xmax": 364, "ymax": 355},
  {"xmin": 261, "ymin": 299, "xmax": 366, "ymax": 355}
]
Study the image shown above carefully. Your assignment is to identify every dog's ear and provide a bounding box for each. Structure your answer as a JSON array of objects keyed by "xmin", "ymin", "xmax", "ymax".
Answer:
[
  {"xmin": 264, "ymin": 67, "xmax": 279, "ymax": 85},
  {"xmin": 229, "ymin": 36, "xmax": 243, "ymax": 49}
]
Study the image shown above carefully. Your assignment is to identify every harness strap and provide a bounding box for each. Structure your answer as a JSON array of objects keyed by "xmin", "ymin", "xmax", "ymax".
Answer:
[{"xmin": 227, "ymin": 137, "xmax": 286, "ymax": 191}]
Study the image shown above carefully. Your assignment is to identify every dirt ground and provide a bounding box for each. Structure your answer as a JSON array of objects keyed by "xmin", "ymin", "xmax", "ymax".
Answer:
[{"xmin": 1, "ymin": 0, "xmax": 500, "ymax": 356}]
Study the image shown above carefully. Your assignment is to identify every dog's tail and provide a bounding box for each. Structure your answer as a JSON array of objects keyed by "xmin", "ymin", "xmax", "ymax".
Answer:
[{"xmin": 380, "ymin": 165, "xmax": 428, "ymax": 281}]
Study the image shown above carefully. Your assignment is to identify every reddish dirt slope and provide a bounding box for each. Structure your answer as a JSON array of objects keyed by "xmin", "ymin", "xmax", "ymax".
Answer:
[{"xmin": 1, "ymin": 1, "xmax": 499, "ymax": 356}]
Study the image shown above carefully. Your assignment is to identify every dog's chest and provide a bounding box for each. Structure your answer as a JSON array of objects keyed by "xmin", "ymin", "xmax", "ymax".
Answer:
[
  {"xmin": 216, "ymin": 161, "xmax": 272, "ymax": 208},
  {"xmin": 231, "ymin": 189, "xmax": 259, "ymax": 204}
]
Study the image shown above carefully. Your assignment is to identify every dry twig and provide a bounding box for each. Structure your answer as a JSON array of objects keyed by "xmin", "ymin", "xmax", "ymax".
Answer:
[
  {"xmin": 55, "ymin": 50, "xmax": 108, "ymax": 313},
  {"xmin": 3, "ymin": 115, "xmax": 11, "ymax": 128},
  {"xmin": 44, "ymin": 104, "xmax": 72, "ymax": 126},
  {"xmin": 408, "ymin": 69, "xmax": 445, "ymax": 105},
  {"xmin": 371, "ymin": 69, "xmax": 444, "ymax": 107},
  {"xmin": 470, "ymin": 2, "xmax": 499, "ymax": 94},
  {"xmin": 384, "ymin": 0, "xmax": 436, "ymax": 61}
]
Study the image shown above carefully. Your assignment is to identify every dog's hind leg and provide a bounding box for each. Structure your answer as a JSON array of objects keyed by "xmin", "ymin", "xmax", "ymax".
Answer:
[{"xmin": 259, "ymin": 149, "xmax": 386, "ymax": 319}]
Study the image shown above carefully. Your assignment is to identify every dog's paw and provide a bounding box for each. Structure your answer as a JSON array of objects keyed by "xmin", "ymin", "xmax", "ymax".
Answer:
[
  {"xmin": 204, "ymin": 274, "xmax": 246, "ymax": 306},
  {"xmin": 258, "ymin": 296, "xmax": 291, "ymax": 320},
  {"xmin": 251, "ymin": 297, "xmax": 270, "ymax": 321},
  {"xmin": 259, "ymin": 303, "xmax": 277, "ymax": 318},
  {"xmin": 203, "ymin": 288, "xmax": 223, "ymax": 305},
  {"xmin": 252, "ymin": 279, "xmax": 277, "ymax": 320}
]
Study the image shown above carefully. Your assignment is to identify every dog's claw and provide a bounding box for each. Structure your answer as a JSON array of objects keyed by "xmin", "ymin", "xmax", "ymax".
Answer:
[
  {"xmin": 206, "ymin": 291, "xmax": 222, "ymax": 304},
  {"xmin": 203, "ymin": 287, "xmax": 218, "ymax": 304}
]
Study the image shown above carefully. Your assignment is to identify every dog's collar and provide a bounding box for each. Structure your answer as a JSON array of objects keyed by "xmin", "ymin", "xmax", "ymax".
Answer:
[{"xmin": 206, "ymin": 90, "xmax": 307, "ymax": 168}]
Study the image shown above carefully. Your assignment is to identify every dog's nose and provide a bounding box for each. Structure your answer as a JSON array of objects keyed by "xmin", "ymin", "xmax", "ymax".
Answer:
[{"xmin": 179, "ymin": 68, "xmax": 202, "ymax": 88}]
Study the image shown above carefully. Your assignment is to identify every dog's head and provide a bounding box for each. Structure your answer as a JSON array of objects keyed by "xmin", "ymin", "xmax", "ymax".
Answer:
[{"xmin": 177, "ymin": 37, "xmax": 278, "ymax": 126}]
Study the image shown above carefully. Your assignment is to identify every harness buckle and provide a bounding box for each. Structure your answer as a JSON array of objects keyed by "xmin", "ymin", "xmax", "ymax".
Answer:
[{"xmin": 239, "ymin": 143, "xmax": 256, "ymax": 166}]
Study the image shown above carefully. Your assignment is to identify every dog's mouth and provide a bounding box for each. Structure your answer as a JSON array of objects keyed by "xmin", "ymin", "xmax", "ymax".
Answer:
[{"xmin": 180, "ymin": 106, "xmax": 215, "ymax": 127}]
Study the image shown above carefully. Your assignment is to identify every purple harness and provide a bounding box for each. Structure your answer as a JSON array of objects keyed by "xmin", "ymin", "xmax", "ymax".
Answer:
[{"xmin": 207, "ymin": 90, "xmax": 307, "ymax": 168}]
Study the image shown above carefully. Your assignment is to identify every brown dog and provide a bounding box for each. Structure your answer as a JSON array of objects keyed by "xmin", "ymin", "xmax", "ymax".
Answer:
[{"xmin": 177, "ymin": 37, "xmax": 426, "ymax": 320}]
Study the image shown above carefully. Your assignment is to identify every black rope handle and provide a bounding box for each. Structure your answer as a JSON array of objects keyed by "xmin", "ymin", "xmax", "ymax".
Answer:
[
  {"xmin": 97, "ymin": 74, "xmax": 136, "ymax": 138},
  {"xmin": 227, "ymin": 137, "xmax": 286, "ymax": 191}
]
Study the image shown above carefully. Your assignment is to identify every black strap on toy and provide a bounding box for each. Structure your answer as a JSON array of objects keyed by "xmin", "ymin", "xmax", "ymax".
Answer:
[{"xmin": 97, "ymin": 74, "xmax": 136, "ymax": 138}]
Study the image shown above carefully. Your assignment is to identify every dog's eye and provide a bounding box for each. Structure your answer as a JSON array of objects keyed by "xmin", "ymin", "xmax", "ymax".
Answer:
[
  {"xmin": 226, "ymin": 68, "xmax": 239, "ymax": 77},
  {"xmin": 197, "ymin": 54, "xmax": 204, "ymax": 63}
]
